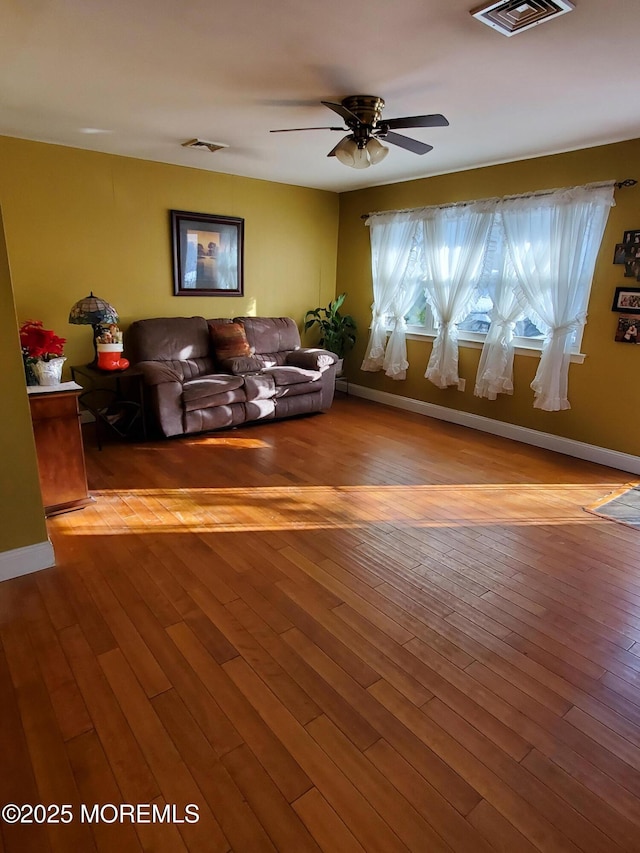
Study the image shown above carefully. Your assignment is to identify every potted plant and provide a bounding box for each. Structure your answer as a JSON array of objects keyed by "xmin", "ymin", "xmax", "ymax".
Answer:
[
  {"xmin": 304, "ymin": 293, "xmax": 357, "ymax": 373},
  {"xmin": 19, "ymin": 320, "xmax": 67, "ymax": 386}
]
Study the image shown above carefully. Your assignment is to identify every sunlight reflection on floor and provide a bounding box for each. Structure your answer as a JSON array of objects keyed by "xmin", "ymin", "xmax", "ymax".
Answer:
[
  {"xmin": 182, "ymin": 436, "xmax": 271, "ymax": 449},
  {"xmin": 52, "ymin": 483, "xmax": 623, "ymax": 535}
]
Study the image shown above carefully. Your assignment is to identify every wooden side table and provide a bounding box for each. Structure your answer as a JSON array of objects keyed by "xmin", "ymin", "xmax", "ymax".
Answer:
[
  {"xmin": 28, "ymin": 384, "xmax": 94, "ymax": 517},
  {"xmin": 70, "ymin": 363, "xmax": 147, "ymax": 450}
]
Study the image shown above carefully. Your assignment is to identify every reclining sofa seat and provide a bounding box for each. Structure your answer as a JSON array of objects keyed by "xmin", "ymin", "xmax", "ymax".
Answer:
[{"xmin": 126, "ymin": 315, "xmax": 338, "ymax": 437}]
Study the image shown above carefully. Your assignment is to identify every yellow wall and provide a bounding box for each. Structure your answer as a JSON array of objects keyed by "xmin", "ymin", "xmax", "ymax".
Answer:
[
  {"xmin": 0, "ymin": 136, "xmax": 339, "ymax": 369},
  {"xmin": 338, "ymin": 138, "xmax": 640, "ymax": 457},
  {"xmin": 0, "ymin": 207, "xmax": 48, "ymax": 554}
]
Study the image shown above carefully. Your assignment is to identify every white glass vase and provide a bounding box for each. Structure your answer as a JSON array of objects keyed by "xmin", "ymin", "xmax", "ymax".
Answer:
[{"xmin": 33, "ymin": 357, "xmax": 66, "ymax": 386}]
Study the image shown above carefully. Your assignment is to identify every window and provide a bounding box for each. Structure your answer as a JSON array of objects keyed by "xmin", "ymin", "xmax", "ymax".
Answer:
[
  {"xmin": 404, "ymin": 226, "xmax": 548, "ymax": 350},
  {"xmin": 363, "ymin": 182, "xmax": 614, "ymax": 409},
  {"xmin": 406, "ymin": 290, "xmax": 544, "ymax": 339}
]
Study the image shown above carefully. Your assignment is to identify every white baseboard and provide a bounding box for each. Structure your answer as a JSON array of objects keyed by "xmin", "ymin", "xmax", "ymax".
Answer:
[
  {"xmin": 0, "ymin": 539, "xmax": 55, "ymax": 583},
  {"xmin": 341, "ymin": 382, "xmax": 640, "ymax": 475}
]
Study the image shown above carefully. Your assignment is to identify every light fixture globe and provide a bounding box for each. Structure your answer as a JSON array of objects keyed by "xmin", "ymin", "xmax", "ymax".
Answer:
[
  {"xmin": 351, "ymin": 146, "xmax": 372, "ymax": 170},
  {"xmin": 366, "ymin": 137, "xmax": 389, "ymax": 165},
  {"xmin": 334, "ymin": 137, "xmax": 358, "ymax": 167},
  {"xmin": 333, "ymin": 135, "xmax": 388, "ymax": 169}
]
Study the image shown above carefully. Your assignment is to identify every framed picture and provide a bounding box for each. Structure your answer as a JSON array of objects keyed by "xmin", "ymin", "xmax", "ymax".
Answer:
[
  {"xmin": 622, "ymin": 256, "xmax": 640, "ymax": 279},
  {"xmin": 170, "ymin": 210, "xmax": 244, "ymax": 296},
  {"xmin": 623, "ymin": 229, "xmax": 640, "ymax": 245},
  {"xmin": 612, "ymin": 286, "xmax": 640, "ymax": 314},
  {"xmin": 613, "ymin": 242, "xmax": 633, "ymax": 264},
  {"xmin": 615, "ymin": 314, "xmax": 640, "ymax": 344}
]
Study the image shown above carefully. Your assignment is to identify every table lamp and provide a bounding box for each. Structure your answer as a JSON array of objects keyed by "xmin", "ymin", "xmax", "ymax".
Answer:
[{"xmin": 68, "ymin": 292, "xmax": 119, "ymax": 366}]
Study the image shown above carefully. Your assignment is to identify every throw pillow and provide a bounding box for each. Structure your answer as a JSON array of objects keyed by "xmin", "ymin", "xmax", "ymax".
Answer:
[{"xmin": 209, "ymin": 321, "xmax": 253, "ymax": 361}]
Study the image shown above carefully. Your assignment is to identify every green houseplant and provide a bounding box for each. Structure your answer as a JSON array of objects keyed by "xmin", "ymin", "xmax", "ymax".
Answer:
[{"xmin": 304, "ymin": 293, "xmax": 357, "ymax": 366}]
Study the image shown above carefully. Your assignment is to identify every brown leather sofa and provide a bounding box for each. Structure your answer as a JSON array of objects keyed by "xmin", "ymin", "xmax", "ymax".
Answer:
[{"xmin": 125, "ymin": 316, "xmax": 338, "ymax": 437}]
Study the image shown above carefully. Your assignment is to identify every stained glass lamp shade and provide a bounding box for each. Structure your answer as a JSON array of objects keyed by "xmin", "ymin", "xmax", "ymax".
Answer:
[{"xmin": 69, "ymin": 292, "xmax": 119, "ymax": 365}]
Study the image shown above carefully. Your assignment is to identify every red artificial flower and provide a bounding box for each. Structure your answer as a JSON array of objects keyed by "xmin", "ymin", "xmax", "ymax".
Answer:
[{"xmin": 20, "ymin": 320, "xmax": 66, "ymax": 360}]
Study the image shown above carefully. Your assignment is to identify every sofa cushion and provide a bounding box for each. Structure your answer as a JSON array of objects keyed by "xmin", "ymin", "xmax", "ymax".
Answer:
[
  {"xmin": 217, "ymin": 355, "xmax": 263, "ymax": 375},
  {"xmin": 184, "ymin": 403, "xmax": 247, "ymax": 434},
  {"xmin": 243, "ymin": 373, "xmax": 276, "ymax": 401},
  {"xmin": 182, "ymin": 375, "xmax": 245, "ymax": 412},
  {"xmin": 262, "ymin": 365, "xmax": 321, "ymax": 386},
  {"xmin": 274, "ymin": 391, "xmax": 323, "ymax": 418},
  {"xmin": 183, "ymin": 389, "xmax": 246, "ymax": 412},
  {"xmin": 274, "ymin": 382, "xmax": 319, "ymax": 399},
  {"xmin": 235, "ymin": 317, "xmax": 301, "ymax": 355},
  {"xmin": 126, "ymin": 316, "xmax": 210, "ymax": 363},
  {"xmin": 252, "ymin": 352, "xmax": 288, "ymax": 369},
  {"xmin": 209, "ymin": 321, "xmax": 254, "ymax": 360}
]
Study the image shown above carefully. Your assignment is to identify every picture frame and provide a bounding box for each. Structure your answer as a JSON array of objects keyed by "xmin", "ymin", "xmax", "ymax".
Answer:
[
  {"xmin": 623, "ymin": 229, "xmax": 640, "ymax": 245},
  {"xmin": 170, "ymin": 210, "xmax": 244, "ymax": 297},
  {"xmin": 623, "ymin": 259, "xmax": 640, "ymax": 279},
  {"xmin": 613, "ymin": 241, "xmax": 633, "ymax": 264},
  {"xmin": 615, "ymin": 314, "xmax": 640, "ymax": 344},
  {"xmin": 612, "ymin": 286, "xmax": 640, "ymax": 314}
]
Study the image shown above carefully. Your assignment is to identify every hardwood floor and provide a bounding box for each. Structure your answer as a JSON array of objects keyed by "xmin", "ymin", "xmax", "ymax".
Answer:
[{"xmin": 3, "ymin": 393, "xmax": 640, "ymax": 852}]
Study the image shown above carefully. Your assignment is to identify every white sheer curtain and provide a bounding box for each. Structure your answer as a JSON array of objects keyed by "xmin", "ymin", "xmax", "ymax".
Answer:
[
  {"xmin": 500, "ymin": 184, "xmax": 614, "ymax": 411},
  {"xmin": 420, "ymin": 202, "xmax": 495, "ymax": 388},
  {"xmin": 474, "ymin": 222, "xmax": 524, "ymax": 400},
  {"xmin": 382, "ymin": 242, "xmax": 423, "ymax": 379},
  {"xmin": 361, "ymin": 214, "xmax": 419, "ymax": 375}
]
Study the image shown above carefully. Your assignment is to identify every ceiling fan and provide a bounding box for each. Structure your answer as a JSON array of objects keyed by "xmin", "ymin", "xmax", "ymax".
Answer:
[{"xmin": 270, "ymin": 95, "xmax": 449, "ymax": 169}]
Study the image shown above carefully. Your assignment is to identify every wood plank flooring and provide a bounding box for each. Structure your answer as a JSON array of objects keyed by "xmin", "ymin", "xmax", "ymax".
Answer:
[{"xmin": 3, "ymin": 393, "xmax": 640, "ymax": 852}]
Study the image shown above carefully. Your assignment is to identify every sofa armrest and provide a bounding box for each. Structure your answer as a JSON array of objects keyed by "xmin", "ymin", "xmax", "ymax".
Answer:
[
  {"xmin": 134, "ymin": 362, "xmax": 184, "ymax": 437},
  {"xmin": 286, "ymin": 348, "xmax": 338, "ymax": 371},
  {"xmin": 135, "ymin": 360, "xmax": 184, "ymax": 385}
]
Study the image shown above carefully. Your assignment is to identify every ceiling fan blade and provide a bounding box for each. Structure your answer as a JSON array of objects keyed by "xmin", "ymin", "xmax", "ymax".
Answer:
[
  {"xmin": 327, "ymin": 136, "xmax": 350, "ymax": 157},
  {"xmin": 270, "ymin": 126, "xmax": 344, "ymax": 133},
  {"xmin": 381, "ymin": 131, "xmax": 434, "ymax": 155},
  {"xmin": 384, "ymin": 114, "xmax": 449, "ymax": 130},
  {"xmin": 321, "ymin": 100, "xmax": 362, "ymax": 125}
]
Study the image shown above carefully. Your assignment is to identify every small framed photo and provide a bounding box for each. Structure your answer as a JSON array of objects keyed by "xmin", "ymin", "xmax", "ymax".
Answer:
[
  {"xmin": 613, "ymin": 242, "xmax": 634, "ymax": 264},
  {"xmin": 612, "ymin": 286, "xmax": 640, "ymax": 314},
  {"xmin": 615, "ymin": 314, "xmax": 640, "ymax": 344},
  {"xmin": 170, "ymin": 210, "xmax": 244, "ymax": 297},
  {"xmin": 623, "ymin": 229, "xmax": 640, "ymax": 245},
  {"xmin": 623, "ymin": 259, "xmax": 640, "ymax": 279}
]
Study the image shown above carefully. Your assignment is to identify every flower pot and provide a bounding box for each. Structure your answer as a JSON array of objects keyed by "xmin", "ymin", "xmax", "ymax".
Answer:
[
  {"xmin": 33, "ymin": 357, "xmax": 66, "ymax": 386},
  {"xmin": 97, "ymin": 343, "xmax": 129, "ymax": 371},
  {"xmin": 23, "ymin": 357, "xmax": 38, "ymax": 386}
]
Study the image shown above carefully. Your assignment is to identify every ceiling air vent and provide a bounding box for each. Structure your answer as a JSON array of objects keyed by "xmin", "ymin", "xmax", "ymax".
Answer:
[
  {"xmin": 181, "ymin": 138, "xmax": 229, "ymax": 153},
  {"xmin": 470, "ymin": 0, "xmax": 575, "ymax": 36}
]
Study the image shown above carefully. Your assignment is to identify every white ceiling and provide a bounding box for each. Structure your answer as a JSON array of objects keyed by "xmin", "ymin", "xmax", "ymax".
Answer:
[{"xmin": 1, "ymin": 0, "xmax": 639, "ymax": 193}]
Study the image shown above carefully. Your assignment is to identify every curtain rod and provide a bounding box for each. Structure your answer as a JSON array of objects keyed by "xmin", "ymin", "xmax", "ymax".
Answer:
[{"xmin": 360, "ymin": 178, "xmax": 637, "ymax": 220}]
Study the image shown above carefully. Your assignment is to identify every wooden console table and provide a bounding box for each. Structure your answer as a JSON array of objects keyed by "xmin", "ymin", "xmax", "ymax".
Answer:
[{"xmin": 28, "ymin": 383, "xmax": 94, "ymax": 517}]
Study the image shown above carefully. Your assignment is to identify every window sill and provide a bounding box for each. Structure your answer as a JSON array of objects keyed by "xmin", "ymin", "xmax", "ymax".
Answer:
[{"xmin": 396, "ymin": 328, "xmax": 586, "ymax": 364}]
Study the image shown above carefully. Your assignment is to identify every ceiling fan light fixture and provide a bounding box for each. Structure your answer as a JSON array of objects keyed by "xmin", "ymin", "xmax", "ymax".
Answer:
[
  {"xmin": 366, "ymin": 137, "xmax": 389, "ymax": 165},
  {"xmin": 334, "ymin": 137, "xmax": 359, "ymax": 167},
  {"xmin": 351, "ymin": 145, "xmax": 373, "ymax": 170},
  {"xmin": 333, "ymin": 136, "xmax": 388, "ymax": 169}
]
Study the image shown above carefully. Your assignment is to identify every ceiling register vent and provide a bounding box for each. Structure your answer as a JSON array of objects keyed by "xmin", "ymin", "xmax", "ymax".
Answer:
[
  {"xmin": 181, "ymin": 138, "xmax": 229, "ymax": 153},
  {"xmin": 471, "ymin": 0, "xmax": 575, "ymax": 36}
]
